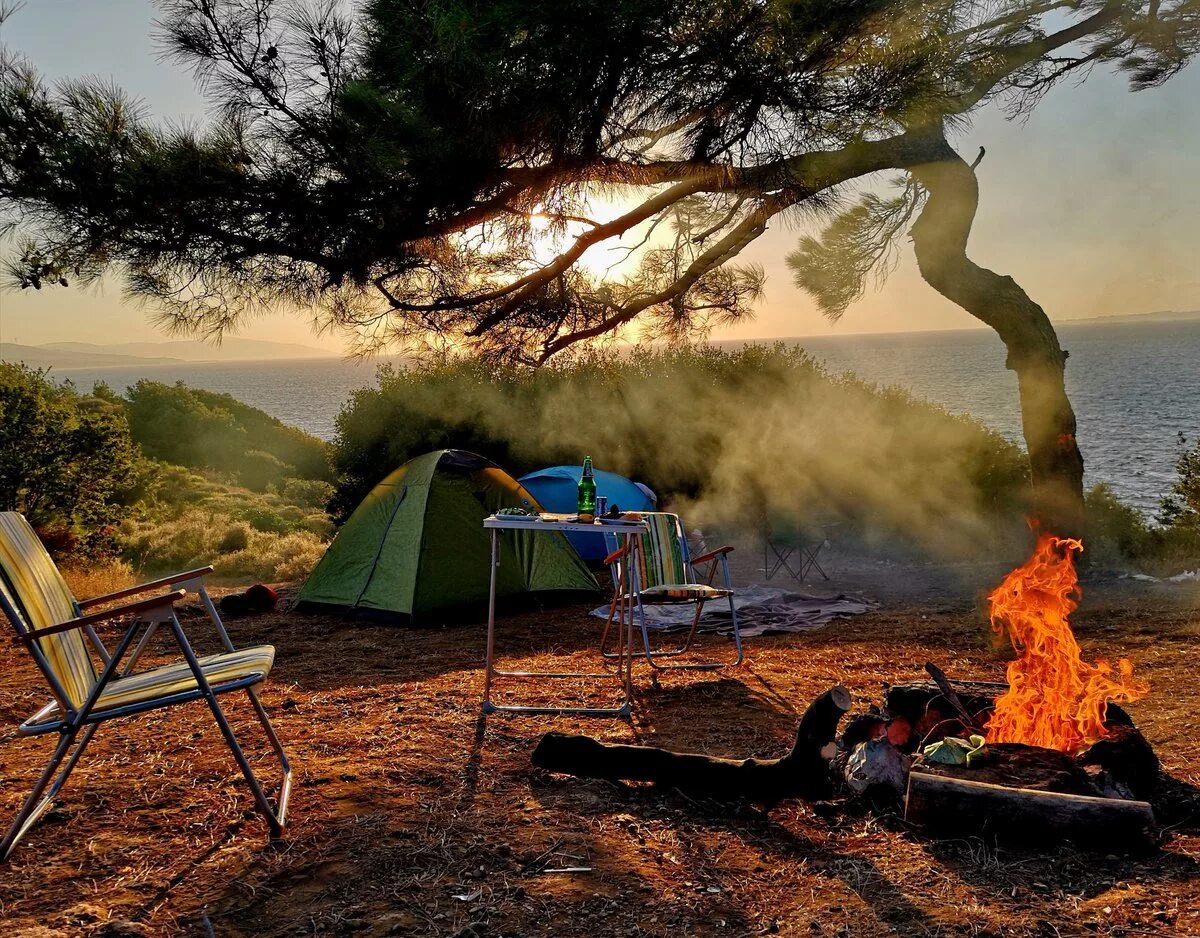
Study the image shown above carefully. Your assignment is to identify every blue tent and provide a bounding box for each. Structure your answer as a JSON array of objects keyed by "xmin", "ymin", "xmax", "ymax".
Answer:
[{"xmin": 518, "ymin": 465, "xmax": 657, "ymax": 562}]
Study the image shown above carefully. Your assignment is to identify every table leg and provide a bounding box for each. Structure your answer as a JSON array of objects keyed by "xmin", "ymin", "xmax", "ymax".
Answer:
[
  {"xmin": 482, "ymin": 527, "xmax": 499, "ymax": 714},
  {"xmin": 482, "ymin": 523, "xmax": 636, "ymax": 717}
]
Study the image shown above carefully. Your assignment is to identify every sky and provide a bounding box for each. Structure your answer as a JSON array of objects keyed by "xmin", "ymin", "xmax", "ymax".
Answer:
[{"xmin": 0, "ymin": 0, "xmax": 1197, "ymax": 354}]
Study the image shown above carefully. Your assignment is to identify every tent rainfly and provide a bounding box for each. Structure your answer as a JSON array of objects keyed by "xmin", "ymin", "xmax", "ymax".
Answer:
[{"xmin": 297, "ymin": 449, "xmax": 599, "ymax": 622}]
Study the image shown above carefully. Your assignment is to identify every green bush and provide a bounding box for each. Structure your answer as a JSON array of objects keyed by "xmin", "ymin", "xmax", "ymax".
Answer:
[
  {"xmin": 0, "ymin": 363, "xmax": 137, "ymax": 555},
  {"xmin": 122, "ymin": 380, "xmax": 331, "ymax": 491},
  {"xmin": 1160, "ymin": 436, "xmax": 1200, "ymax": 530},
  {"xmin": 277, "ymin": 477, "xmax": 336, "ymax": 509},
  {"xmin": 1084, "ymin": 484, "xmax": 1154, "ymax": 565},
  {"xmin": 330, "ymin": 344, "xmax": 1033, "ymax": 556}
]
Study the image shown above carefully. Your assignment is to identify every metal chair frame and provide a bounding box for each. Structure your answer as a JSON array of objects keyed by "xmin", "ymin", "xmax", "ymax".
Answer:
[
  {"xmin": 764, "ymin": 537, "xmax": 829, "ymax": 582},
  {"xmin": 600, "ymin": 515, "xmax": 743, "ymax": 672},
  {"xmin": 1, "ymin": 565, "xmax": 291, "ymax": 860}
]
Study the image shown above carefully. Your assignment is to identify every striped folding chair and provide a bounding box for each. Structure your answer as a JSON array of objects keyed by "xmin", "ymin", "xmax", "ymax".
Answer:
[
  {"xmin": 0, "ymin": 513, "xmax": 290, "ymax": 859},
  {"xmin": 600, "ymin": 512, "xmax": 743, "ymax": 671}
]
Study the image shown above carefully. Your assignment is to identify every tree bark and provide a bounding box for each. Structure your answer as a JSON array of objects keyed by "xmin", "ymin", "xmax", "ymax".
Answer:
[
  {"xmin": 908, "ymin": 130, "xmax": 1086, "ymax": 538},
  {"xmin": 531, "ymin": 685, "xmax": 852, "ymax": 806}
]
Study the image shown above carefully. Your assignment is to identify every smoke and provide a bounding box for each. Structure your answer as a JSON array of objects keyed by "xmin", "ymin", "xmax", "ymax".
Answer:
[{"xmin": 348, "ymin": 343, "xmax": 1032, "ymax": 557}]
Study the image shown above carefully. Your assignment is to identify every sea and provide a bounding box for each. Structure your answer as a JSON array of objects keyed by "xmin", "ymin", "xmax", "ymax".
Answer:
[{"xmin": 53, "ymin": 318, "xmax": 1200, "ymax": 518}]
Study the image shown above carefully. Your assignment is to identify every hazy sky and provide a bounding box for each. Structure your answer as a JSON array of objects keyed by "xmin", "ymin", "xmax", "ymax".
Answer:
[{"xmin": 1, "ymin": 0, "xmax": 1197, "ymax": 353}]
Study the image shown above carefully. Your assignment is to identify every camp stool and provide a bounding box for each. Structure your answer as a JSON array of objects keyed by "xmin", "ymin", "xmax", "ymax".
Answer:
[
  {"xmin": 0, "ymin": 512, "xmax": 290, "ymax": 859},
  {"xmin": 600, "ymin": 512, "xmax": 743, "ymax": 671}
]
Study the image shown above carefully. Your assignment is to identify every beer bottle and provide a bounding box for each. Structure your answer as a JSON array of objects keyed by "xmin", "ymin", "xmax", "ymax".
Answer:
[{"xmin": 578, "ymin": 456, "xmax": 597, "ymax": 522}]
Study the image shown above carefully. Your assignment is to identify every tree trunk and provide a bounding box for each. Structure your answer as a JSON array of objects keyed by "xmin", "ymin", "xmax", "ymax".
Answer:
[
  {"xmin": 531, "ymin": 685, "xmax": 852, "ymax": 806},
  {"xmin": 908, "ymin": 131, "xmax": 1086, "ymax": 538}
]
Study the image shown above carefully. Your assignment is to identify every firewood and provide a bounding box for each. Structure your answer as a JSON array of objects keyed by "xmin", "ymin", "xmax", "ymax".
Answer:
[
  {"xmin": 905, "ymin": 769, "xmax": 1157, "ymax": 850},
  {"xmin": 884, "ymin": 682, "xmax": 995, "ymax": 731},
  {"xmin": 1078, "ymin": 724, "xmax": 1160, "ymax": 799},
  {"xmin": 924, "ymin": 662, "xmax": 985, "ymax": 734},
  {"xmin": 531, "ymin": 686, "xmax": 852, "ymax": 806}
]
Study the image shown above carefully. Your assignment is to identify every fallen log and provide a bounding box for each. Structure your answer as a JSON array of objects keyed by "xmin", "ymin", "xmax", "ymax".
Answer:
[
  {"xmin": 905, "ymin": 768, "xmax": 1157, "ymax": 850},
  {"xmin": 532, "ymin": 685, "xmax": 852, "ymax": 806}
]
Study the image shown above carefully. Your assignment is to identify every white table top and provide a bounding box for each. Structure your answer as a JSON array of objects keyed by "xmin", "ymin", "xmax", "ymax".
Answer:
[{"xmin": 483, "ymin": 514, "xmax": 648, "ymax": 534}]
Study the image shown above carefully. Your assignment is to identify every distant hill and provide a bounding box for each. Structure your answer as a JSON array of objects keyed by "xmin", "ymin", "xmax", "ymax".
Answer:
[
  {"xmin": 43, "ymin": 337, "xmax": 338, "ymax": 362},
  {"xmin": 0, "ymin": 342, "xmax": 179, "ymax": 369},
  {"xmin": 1063, "ymin": 308, "xmax": 1200, "ymax": 325}
]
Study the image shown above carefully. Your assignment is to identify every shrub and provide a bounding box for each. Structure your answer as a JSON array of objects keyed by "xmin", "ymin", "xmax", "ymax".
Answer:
[
  {"xmin": 1160, "ymin": 436, "xmax": 1200, "ymax": 529},
  {"xmin": 277, "ymin": 477, "xmax": 336, "ymax": 509},
  {"xmin": 0, "ymin": 363, "xmax": 137, "ymax": 554},
  {"xmin": 329, "ymin": 344, "xmax": 1033, "ymax": 556},
  {"xmin": 60, "ymin": 558, "xmax": 137, "ymax": 600},
  {"xmin": 123, "ymin": 380, "xmax": 331, "ymax": 491},
  {"xmin": 211, "ymin": 529, "xmax": 327, "ymax": 582},
  {"xmin": 1084, "ymin": 484, "xmax": 1154, "ymax": 565},
  {"xmin": 119, "ymin": 509, "xmax": 327, "ymax": 583}
]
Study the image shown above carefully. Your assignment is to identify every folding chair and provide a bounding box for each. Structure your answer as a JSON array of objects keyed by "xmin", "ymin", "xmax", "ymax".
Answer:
[
  {"xmin": 600, "ymin": 512, "xmax": 743, "ymax": 671},
  {"xmin": 0, "ymin": 513, "xmax": 290, "ymax": 859},
  {"xmin": 763, "ymin": 523, "xmax": 832, "ymax": 582}
]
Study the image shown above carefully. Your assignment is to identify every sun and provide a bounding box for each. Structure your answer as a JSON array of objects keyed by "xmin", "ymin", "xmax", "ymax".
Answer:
[{"xmin": 524, "ymin": 192, "xmax": 667, "ymax": 279}]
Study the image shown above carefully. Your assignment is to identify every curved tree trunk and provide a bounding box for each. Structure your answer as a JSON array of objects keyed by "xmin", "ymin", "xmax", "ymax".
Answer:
[{"xmin": 908, "ymin": 130, "xmax": 1086, "ymax": 538}]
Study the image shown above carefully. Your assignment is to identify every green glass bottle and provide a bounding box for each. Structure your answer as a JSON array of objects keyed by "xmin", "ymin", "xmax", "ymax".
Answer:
[{"xmin": 577, "ymin": 456, "xmax": 597, "ymax": 520}]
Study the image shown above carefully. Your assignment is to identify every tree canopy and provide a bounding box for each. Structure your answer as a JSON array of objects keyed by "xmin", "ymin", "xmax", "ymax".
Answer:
[{"xmin": 1, "ymin": 0, "xmax": 1194, "ymax": 363}]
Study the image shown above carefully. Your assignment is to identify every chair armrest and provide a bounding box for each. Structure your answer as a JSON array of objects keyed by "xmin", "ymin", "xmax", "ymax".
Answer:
[
  {"xmin": 77, "ymin": 566, "xmax": 214, "ymax": 609},
  {"xmin": 14, "ymin": 590, "xmax": 187, "ymax": 645},
  {"xmin": 603, "ymin": 544, "xmax": 630, "ymax": 565},
  {"xmin": 692, "ymin": 545, "xmax": 735, "ymax": 565}
]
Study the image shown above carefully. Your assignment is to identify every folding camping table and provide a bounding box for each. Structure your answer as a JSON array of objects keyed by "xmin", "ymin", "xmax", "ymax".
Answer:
[{"xmin": 481, "ymin": 514, "xmax": 648, "ymax": 717}]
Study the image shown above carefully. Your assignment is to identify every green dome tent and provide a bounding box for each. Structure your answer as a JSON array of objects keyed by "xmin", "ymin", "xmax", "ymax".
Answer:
[{"xmin": 298, "ymin": 450, "xmax": 599, "ymax": 623}]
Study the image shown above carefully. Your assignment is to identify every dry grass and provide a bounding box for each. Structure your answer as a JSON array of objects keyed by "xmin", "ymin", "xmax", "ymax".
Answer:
[
  {"xmin": 0, "ymin": 581, "xmax": 1198, "ymax": 937},
  {"xmin": 58, "ymin": 560, "xmax": 137, "ymax": 602}
]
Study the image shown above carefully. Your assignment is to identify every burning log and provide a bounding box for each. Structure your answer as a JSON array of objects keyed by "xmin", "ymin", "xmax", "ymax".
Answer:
[
  {"xmin": 905, "ymin": 769, "xmax": 1157, "ymax": 850},
  {"xmin": 532, "ymin": 686, "xmax": 852, "ymax": 806},
  {"xmin": 883, "ymin": 682, "xmax": 996, "ymax": 750},
  {"xmin": 1078, "ymin": 724, "xmax": 1160, "ymax": 799}
]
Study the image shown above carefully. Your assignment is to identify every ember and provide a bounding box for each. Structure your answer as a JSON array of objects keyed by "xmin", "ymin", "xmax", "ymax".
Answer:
[{"xmin": 986, "ymin": 533, "xmax": 1148, "ymax": 753}]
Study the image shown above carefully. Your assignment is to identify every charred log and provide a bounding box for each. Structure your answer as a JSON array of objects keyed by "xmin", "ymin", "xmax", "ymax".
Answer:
[
  {"xmin": 917, "ymin": 742, "xmax": 1095, "ymax": 795},
  {"xmin": 883, "ymin": 682, "xmax": 997, "ymax": 750},
  {"xmin": 905, "ymin": 770, "xmax": 1157, "ymax": 850},
  {"xmin": 532, "ymin": 686, "xmax": 852, "ymax": 806},
  {"xmin": 1078, "ymin": 724, "xmax": 1160, "ymax": 799}
]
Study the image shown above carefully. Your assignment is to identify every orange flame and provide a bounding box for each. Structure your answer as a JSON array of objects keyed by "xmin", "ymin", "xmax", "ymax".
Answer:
[{"xmin": 985, "ymin": 533, "xmax": 1148, "ymax": 753}]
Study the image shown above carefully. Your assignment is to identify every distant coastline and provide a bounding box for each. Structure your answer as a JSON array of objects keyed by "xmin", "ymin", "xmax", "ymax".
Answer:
[
  {"xmin": 1059, "ymin": 308, "xmax": 1200, "ymax": 326},
  {"xmin": 2, "ymin": 307, "xmax": 1196, "ymax": 370},
  {"xmin": 0, "ymin": 337, "xmax": 338, "ymax": 370}
]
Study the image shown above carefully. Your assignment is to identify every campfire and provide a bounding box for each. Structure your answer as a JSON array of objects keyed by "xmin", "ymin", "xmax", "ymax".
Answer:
[
  {"xmin": 533, "ymin": 531, "xmax": 1168, "ymax": 851},
  {"xmin": 841, "ymin": 532, "xmax": 1162, "ymax": 848},
  {"xmin": 986, "ymin": 532, "xmax": 1147, "ymax": 753}
]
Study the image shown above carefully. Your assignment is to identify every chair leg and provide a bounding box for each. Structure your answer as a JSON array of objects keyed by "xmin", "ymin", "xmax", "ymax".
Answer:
[
  {"xmin": 598, "ymin": 567, "xmax": 627, "ymax": 661},
  {"xmin": 642, "ymin": 556, "xmax": 743, "ymax": 671},
  {"xmin": 726, "ymin": 575, "xmax": 744, "ymax": 667},
  {"xmin": 1, "ymin": 723, "xmax": 96, "ymax": 860},
  {"xmin": 244, "ymin": 686, "xmax": 292, "ymax": 829},
  {"xmin": 200, "ymin": 689, "xmax": 286, "ymax": 836},
  {"xmin": 167, "ymin": 616, "xmax": 287, "ymax": 836}
]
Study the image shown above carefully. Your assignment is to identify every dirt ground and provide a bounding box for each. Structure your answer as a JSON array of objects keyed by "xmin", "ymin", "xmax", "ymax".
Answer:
[{"xmin": 2, "ymin": 545, "xmax": 1199, "ymax": 937}]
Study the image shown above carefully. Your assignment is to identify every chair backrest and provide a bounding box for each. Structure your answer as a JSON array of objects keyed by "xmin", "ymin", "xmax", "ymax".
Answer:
[
  {"xmin": 630, "ymin": 512, "xmax": 692, "ymax": 589},
  {"xmin": 0, "ymin": 513, "xmax": 96, "ymax": 709}
]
